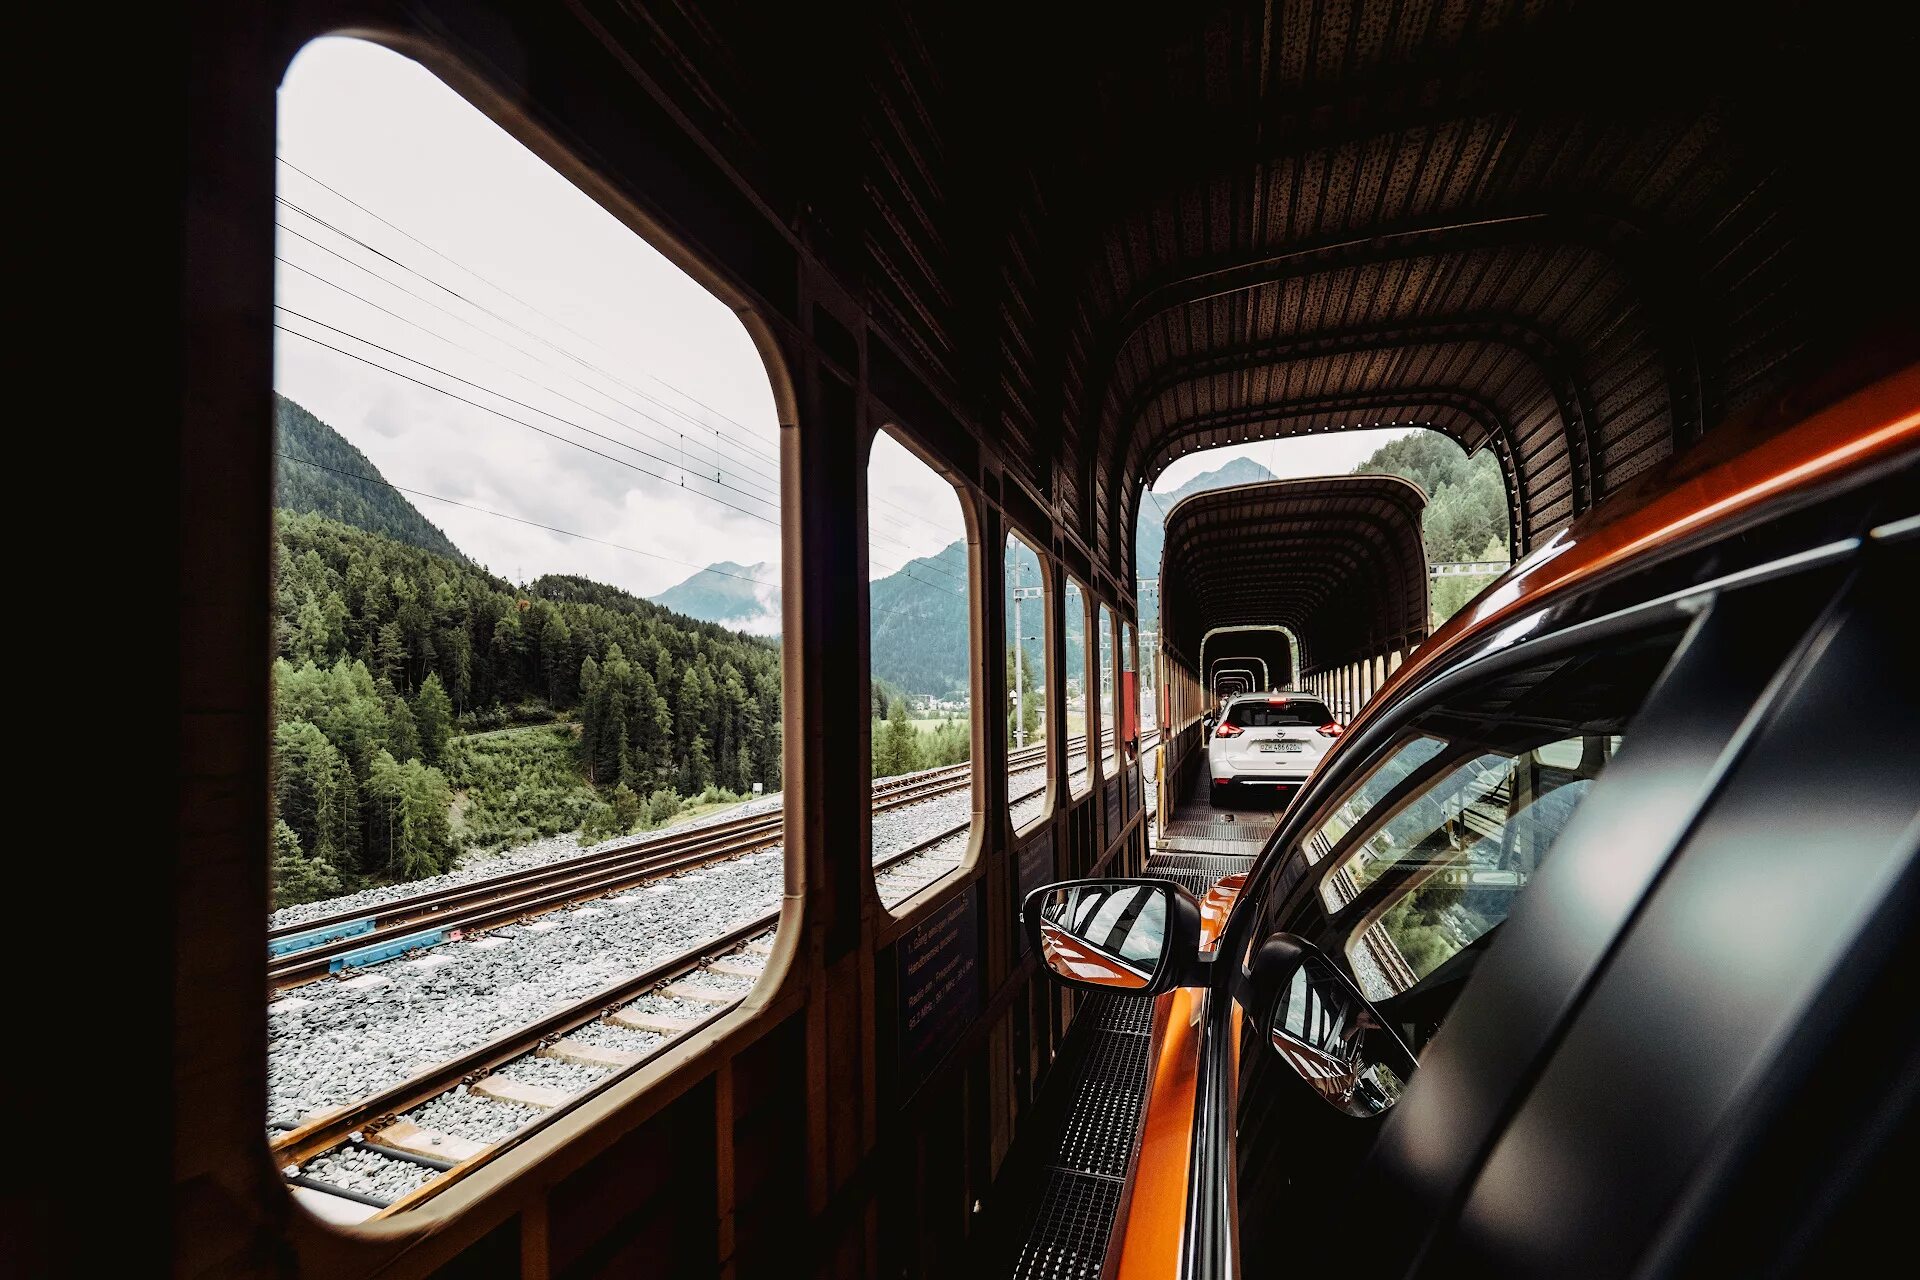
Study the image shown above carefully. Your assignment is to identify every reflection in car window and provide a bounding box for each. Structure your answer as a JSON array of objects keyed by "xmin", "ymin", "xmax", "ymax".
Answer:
[
  {"xmin": 1302, "ymin": 735, "xmax": 1446, "ymax": 864},
  {"xmin": 1065, "ymin": 884, "xmax": 1167, "ymax": 964},
  {"xmin": 1345, "ymin": 737, "xmax": 1617, "ymax": 1001},
  {"xmin": 1322, "ymin": 752, "xmax": 1514, "ymax": 910}
]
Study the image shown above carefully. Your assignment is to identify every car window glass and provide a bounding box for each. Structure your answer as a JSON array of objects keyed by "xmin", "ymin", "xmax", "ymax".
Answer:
[
  {"xmin": 1226, "ymin": 699, "xmax": 1332, "ymax": 728},
  {"xmin": 1345, "ymin": 736, "xmax": 1619, "ymax": 1001},
  {"xmin": 1301, "ymin": 735, "xmax": 1446, "ymax": 864},
  {"xmin": 1321, "ymin": 752, "xmax": 1515, "ymax": 910}
]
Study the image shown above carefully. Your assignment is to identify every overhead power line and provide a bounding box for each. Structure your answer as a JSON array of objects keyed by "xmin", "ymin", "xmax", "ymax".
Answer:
[
  {"xmin": 276, "ymin": 451, "xmax": 778, "ymax": 588},
  {"xmin": 277, "ymin": 162, "xmax": 964, "ymax": 546}
]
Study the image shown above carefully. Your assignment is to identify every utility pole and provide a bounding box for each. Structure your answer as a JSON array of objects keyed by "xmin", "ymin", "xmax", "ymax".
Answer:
[{"xmin": 1009, "ymin": 560, "xmax": 1043, "ymax": 749}]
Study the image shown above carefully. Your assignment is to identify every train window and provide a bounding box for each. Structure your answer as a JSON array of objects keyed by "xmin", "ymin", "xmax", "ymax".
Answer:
[
  {"xmin": 266, "ymin": 38, "xmax": 793, "ymax": 1224},
  {"xmin": 1006, "ymin": 533, "xmax": 1050, "ymax": 833},
  {"xmin": 1065, "ymin": 578, "xmax": 1091, "ymax": 798},
  {"xmin": 1121, "ymin": 620, "xmax": 1139, "ymax": 762},
  {"xmin": 1098, "ymin": 604, "xmax": 1116, "ymax": 777},
  {"xmin": 867, "ymin": 428, "xmax": 976, "ymax": 908}
]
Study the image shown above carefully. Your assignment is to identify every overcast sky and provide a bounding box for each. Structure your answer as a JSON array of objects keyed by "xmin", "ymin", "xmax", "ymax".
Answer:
[
  {"xmin": 276, "ymin": 39, "xmax": 971, "ymax": 617},
  {"xmin": 1151, "ymin": 428, "xmax": 1416, "ymax": 495}
]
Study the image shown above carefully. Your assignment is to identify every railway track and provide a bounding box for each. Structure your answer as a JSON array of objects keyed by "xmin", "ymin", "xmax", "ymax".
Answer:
[
  {"xmin": 272, "ymin": 731, "xmax": 1159, "ymax": 1221},
  {"xmin": 276, "ymin": 811, "xmax": 992, "ymax": 1222},
  {"xmin": 269, "ymin": 737, "xmax": 1063, "ymax": 987}
]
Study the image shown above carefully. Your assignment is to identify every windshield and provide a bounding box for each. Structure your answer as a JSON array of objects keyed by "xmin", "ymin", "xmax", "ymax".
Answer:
[{"xmin": 1227, "ymin": 699, "xmax": 1332, "ymax": 728}]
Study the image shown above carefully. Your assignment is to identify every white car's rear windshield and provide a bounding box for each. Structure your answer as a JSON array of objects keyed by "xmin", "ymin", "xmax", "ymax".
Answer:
[{"xmin": 1227, "ymin": 699, "xmax": 1332, "ymax": 728}]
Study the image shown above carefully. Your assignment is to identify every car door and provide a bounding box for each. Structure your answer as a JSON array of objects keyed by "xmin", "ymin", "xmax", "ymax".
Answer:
[{"xmin": 1205, "ymin": 544, "xmax": 1862, "ymax": 1278}]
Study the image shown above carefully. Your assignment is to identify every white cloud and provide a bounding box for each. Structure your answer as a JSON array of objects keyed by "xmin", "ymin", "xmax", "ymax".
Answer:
[
  {"xmin": 1152, "ymin": 428, "xmax": 1420, "ymax": 495},
  {"xmin": 273, "ymin": 37, "xmax": 783, "ymax": 600}
]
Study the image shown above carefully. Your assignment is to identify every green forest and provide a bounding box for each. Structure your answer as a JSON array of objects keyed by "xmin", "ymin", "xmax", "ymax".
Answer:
[
  {"xmin": 1353, "ymin": 432, "xmax": 1512, "ymax": 624},
  {"xmin": 271, "ymin": 409, "xmax": 784, "ymax": 908}
]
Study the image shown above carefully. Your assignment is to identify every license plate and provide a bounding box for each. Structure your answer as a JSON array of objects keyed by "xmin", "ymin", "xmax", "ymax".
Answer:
[{"xmin": 1259, "ymin": 741, "xmax": 1304, "ymax": 754}]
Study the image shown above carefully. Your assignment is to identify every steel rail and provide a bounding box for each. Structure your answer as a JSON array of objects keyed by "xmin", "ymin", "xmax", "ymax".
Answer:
[
  {"xmin": 275, "ymin": 746, "xmax": 1159, "ymax": 1214},
  {"xmin": 267, "ymin": 734, "xmax": 1140, "ymax": 985},
  {"xmin": 269, "ymin": 736, "xmax": 1066, "ymax": 948},
  {"xmin": 271, "ymin": 814, "xmax": 985, "ymax": 1181}
]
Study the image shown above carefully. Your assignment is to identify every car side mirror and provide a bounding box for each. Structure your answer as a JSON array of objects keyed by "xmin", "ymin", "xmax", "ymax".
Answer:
[
  {"xmin": 1021, "ymin": 878, "xmax": 1204, "ymax": 996},
  {"xmin": 1247, "ymin": 932, "xmax": 1417, "ymax": 1117}
]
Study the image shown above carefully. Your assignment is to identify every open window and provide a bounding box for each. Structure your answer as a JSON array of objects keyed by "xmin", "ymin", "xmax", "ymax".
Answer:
[
  {"xmin": 267, "ymin": 37, "xmax": 793, "ymax": 1225},
  {"xmin": 1006, "ymin": 532, "xmax": 1050, "ymax": 833},
  {"xmin": 1065, "ymin": 578, "xmax": 1091, "ymax": 798},
  {"xmin": 1098, "ymin": 603, "xmax": 1117, "ymax": 777},
  {"xmin": 867, "ymin": 428, "xmax": 977, "ymax": 908}
]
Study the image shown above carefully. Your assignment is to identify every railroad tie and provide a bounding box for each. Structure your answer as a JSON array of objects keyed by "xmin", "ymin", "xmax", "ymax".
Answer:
[
  {"xmin": 373, "ymin": 1120, "xmax": 490, "ymax": 1163},
  {"xmin": 540, "ymin": 1037, "xmax": 644, "ymax": 1069},
  {"xmin": 609, "ymin": 1007, "xmax": 706, "ymax": 1035},
  {"xmin": 471, "ymin": 1075, "xmax": 574, "ymax": 1110},
  {"xmin": 705, "ymin": 958, "xmax": 764, "ymax": 979}
]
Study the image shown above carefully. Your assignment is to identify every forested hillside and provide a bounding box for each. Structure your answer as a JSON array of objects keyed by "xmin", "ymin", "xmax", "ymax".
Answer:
[
  {"xmin": 271, "ymin": 510, "xmax": 782, "ymax": 904},
  {"xmin": 1353, "ymin": 432, "xmax": 1510, "ymax": 623},
  {"xmin": 273, "ymin": 395, "xmax": 469, "ymax": 562},
  {"xmin": 1354, "ymin": 432, "xmax": 1509, "ymax": 564},
  {"xmin": 868, "ymin": 541, "xmax": 973, "ymax": 698}
]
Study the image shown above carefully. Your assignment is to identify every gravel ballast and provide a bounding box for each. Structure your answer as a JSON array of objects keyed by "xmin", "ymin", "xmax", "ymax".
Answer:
[
  {"xmin": 300, "ymin": 1145, "xmax": 436, "ymax": 1202},
  {"xmin": 404, "ymin": 1088, "xmax": 538, "ymax": 1145},
  {"xmin": 268, "ymin": 845, "xmax": 787, "ymax": 1124},
  {"xmin": 269, "ymin": 792, "xmax": 787, "ymax": 932},
  {"xmin": 270, "ymin": 757, "xmax": 1089, "ymax": 1126}
]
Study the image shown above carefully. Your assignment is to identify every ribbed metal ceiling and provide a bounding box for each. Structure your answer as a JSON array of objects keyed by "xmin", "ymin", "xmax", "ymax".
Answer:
[
  {"xmin": 570, "ymin": 0, "xmax": 1915, "ymax": 590},
  {"xmin": 1158, "ymin": 476, "xmax": 1428, "ymax": 673}
]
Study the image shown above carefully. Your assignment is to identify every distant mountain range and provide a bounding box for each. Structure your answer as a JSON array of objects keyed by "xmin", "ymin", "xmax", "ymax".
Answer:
[
  {"xmin": 1135, "ymin": 455, "xmax": 1277, "ymax": 628},
  {"xmin": 646, "ymin": 454, "xmax": 1282, "ymax": 694},
  {"xmin": 649, "ymin": 560, "xmax": 781, "ymax": 636}
]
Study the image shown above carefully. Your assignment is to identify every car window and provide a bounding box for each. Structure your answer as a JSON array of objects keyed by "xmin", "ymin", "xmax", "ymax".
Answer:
[
  {"xmin": 1226, "ymin": 698, "xmax": 1333, "ymax": 728},
  {"xmin": 1301, "ymin": 735, "xmax": 1446, "ymax": 864},
  {"xmin": 1342, "ymin": 737, "xmax": 1619, "ymax": 1001},
  {"xmin": 1245, "ymin": 627, "xmax": 1681, "ymax": 1031}
]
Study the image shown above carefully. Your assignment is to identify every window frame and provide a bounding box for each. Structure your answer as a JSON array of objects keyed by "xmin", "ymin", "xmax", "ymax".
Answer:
[
  {"xmin": 262, "ymin": 31, "xmax": 810, "ymax": 1240},
  {"xmin": 1005, "ymin": 528, "xmax": 1054, "ymax": 836},
  {"xmin": 1096, "ymin": 602, "xmax": 1116, "ymax": 779},
  {"xmin": 1064, "ymin": 575, "xmax": 1094, "ymax": 799},
  {"xmin": 863, "ymin": 421, "xmax": 985, "ymax": 922}
]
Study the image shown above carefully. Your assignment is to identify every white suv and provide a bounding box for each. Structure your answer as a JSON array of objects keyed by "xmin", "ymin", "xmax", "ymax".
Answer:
[{"xmin": 1207, "ymin": 691, "xmax": 1342, "ymax": 807}]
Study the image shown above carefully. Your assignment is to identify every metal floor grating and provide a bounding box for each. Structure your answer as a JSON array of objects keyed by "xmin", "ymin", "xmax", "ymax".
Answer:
[
  {"xmin": 1161, "ymin": 821, "xmax": 1275, "ymax": 841},
  {"xmin": 1149, "ymin": 852, "xmax": 1255, "ymax": 873},
  {"xmin": 1081, "ymin": 992, "xmax": 1154, "ymax": 1036},
  {"xmin": 1156, "ymin": 869, "xmax": 1224, "ymax": 895},
  {"xmin": 1051, "ymin": 1032, "xmax": 1152, "ymax": 1179},
  {"xmin": 1008, "ymin": 1169, "xmax": 1124, "ymax": 1280}
]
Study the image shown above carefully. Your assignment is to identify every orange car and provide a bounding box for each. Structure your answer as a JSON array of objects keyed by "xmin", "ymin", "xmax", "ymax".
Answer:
[{"xmin": 1023, "ymin": 364, "xmax": 1919, "ymax": 1277}]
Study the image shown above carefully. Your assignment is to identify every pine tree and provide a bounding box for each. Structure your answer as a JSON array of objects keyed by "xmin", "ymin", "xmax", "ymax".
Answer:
[
  {"xmin": 386, "ymin": 694, "xmax": 422, "ymax": 762},
  {"xmin": 414, "ymin": 673, "xmax": 453, "ymax": 765},
  {"xmin": 271, "ymin": 819, "xmax": 344, "ymax": 908},
  {"xmin": 876, "ymin": 699, "xmax": 921, "ymax": 779}
]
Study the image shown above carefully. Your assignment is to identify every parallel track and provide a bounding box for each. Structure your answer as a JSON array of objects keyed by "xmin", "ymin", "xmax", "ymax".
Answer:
[
  {"xmin": 270, "ymin": 732, "xmax": 1155, "ymax": 987},
  {"xmin": 272, "ymin": 731, "xmax": 1160, "ymax": 1219}
]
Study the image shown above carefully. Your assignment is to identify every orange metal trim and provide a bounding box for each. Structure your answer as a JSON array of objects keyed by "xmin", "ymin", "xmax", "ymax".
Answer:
[
  {"xmin": 1344, "ymin": 363, "xmax": 1920, "ymax": 750},
  {"xmin": 1040, "ymin": 923, "xmax": 1155, "ymax": 989},
  {"xmin": 1112, "ymin": 987, "xmax": 1201, "ymax": 1280},
  {"xmin": 1197, "ymin": 873, "xmax": 1247, "ymax": 954}
]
